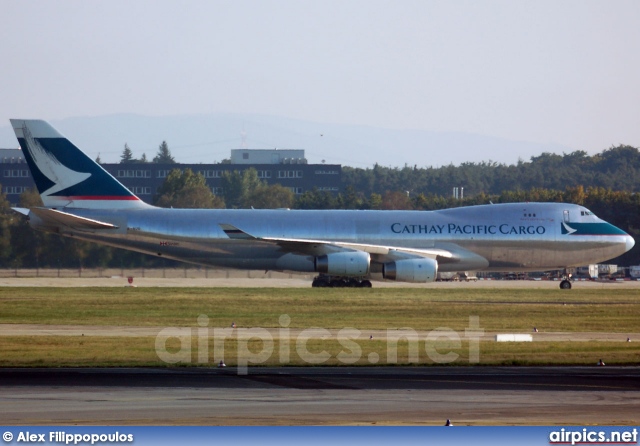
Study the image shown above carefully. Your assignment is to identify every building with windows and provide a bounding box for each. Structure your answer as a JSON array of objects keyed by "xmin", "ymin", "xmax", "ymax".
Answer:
[
  {"xmin": 0, "ymin": 149, "xmax": 32, "ymax": 202},
  {"xmin": 230, "ymin": 149, "xmax": 307, "ymax": 165},
  {"xmin": 0, "ymin": 148, "xmax": 341, "ymax": 205}
]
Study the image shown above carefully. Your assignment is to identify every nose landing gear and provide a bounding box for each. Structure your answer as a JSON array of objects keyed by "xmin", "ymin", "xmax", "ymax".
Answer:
[{"xmin": 559, "ymin": 269, "xmax": 572, "ymax": 289}]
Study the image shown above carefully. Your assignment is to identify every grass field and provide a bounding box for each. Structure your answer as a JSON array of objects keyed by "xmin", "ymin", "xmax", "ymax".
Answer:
[{"xmin": 1, "ymin": 287, "xmax": 639, "ymax": 367}]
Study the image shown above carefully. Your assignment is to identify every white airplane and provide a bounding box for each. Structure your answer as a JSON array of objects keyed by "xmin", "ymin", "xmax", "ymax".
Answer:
[{"xmin": 10, "ymin": 119, "xmax": 635, "ymax": 289}]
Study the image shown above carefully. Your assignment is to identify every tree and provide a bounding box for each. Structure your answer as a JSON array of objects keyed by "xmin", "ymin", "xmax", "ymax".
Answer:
[
  {"xmin": 153, "ymin": 141, "xmax": 176, "ymax": 164},
  {"xmin": 140, "ymin": 153, "xmax": 148, "ymax": 163},
  {"xmin": 120, "ymin": 144, "xmax": 136, "ymax": 164},
  {"xmin": 381, "ymin": 191, "xmax": 413, "ymax": 210},
  {"xmin": 293, "ymin": 189, "xmax": 337, "ymax": 209},
  {"xmin": 0, "ymin": 186, "xmax": 16, "ymax": 266},
  {"xmin": 221, "ymin": 168, "xmax": 263, "ymax": 208},
  {"xmin": 154, "ymin": 168, "xmax": 224, "ymax": 209},
  {"xmin": 18, "ymin": 188, "xmax": 43, "ymax": 207},
  {"xmin": 220, "ymin": 171, "xmax": 243, "ymax": 208},
  {"xmin": 9, "ymin": 189, "xmax": 45, "ymax": 267},
  {"xmin": 368, "ymin": 193, "xmax": 382, "ymax": 210},
  {"xmin": 338, "ymin": 186, "xmax": 366, "ymax": 209},
  {"xmin": 243, "ymin": 184, "xmax": 294, "ymax": 209}
]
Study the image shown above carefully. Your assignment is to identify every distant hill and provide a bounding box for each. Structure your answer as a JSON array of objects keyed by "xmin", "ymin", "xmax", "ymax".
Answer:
[{"xmin": 0, "ymin": 113, "xmax": 572, "ymax": 168}]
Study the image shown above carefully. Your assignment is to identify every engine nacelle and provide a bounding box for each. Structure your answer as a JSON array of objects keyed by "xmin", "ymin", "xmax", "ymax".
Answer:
[
  {"xmin": 383, "ymin": 258, "xmax": 438, "ymax": 283},
  {"xmin": 315, "ymin": 251, "xmax": 370, "ymax": 276}
]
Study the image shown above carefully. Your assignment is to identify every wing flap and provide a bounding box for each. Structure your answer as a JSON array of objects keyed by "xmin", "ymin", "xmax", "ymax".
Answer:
[{"xmin": 219, "ymin": 223, "xmax": 454, "ymax": 261}]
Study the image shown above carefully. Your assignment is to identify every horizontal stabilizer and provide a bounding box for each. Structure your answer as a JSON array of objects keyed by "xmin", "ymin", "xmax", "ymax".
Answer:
[
  {"xmin": 28, "ymin": 207, "xmax": 118, "ymax": 230},
  {"xmin": 11, "ymin": 207, "xmax": 30, "ymax": 216}
]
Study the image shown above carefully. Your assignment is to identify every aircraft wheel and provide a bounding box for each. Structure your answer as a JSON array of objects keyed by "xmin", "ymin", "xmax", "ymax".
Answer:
[
  {"xmin": 361, "ymin": 280, "xmax": 372, "ymax": 288},
  {"xmin": 312, "ymin": 277, "xmax": 329, "ymax": 287},
  {"xmin": 559, "ymin": 280, "xmax": 572, "ymax": 290}
]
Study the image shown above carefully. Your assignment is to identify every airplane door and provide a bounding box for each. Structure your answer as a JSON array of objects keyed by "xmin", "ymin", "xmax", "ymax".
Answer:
[{"xmin": 563, "ymin": 210, "xmax": 570, "ymax": 223}]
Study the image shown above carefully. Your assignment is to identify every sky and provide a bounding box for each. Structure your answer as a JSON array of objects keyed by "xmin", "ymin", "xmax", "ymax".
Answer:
[{"xmin": 1, "ymin": 0, "xmax": 640, "ymax": 164}]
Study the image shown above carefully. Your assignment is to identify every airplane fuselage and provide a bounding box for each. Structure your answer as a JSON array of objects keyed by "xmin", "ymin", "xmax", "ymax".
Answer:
[{"xmin": 33, "ymin": 202, "xmax": 633, "ymax": 275}]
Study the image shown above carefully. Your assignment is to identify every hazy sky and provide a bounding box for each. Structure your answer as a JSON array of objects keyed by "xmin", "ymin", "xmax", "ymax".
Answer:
[{"xmin": 2, "ymin": 0, "xmax": 640, "ymax": 157}]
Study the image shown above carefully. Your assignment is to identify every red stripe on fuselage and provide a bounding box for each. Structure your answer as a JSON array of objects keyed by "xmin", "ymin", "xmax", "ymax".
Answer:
[{"xmin": 53, "ymin": 196, "xmax": 140, "ymax": 201}]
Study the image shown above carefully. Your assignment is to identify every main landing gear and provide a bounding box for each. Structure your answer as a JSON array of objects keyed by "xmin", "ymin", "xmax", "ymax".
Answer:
[
  {"xmin": 312, "ymin": 275, "xmax": 372, "ymax": 288},
  {"xmin": 559, "ymin": 269, "xmax": 572, "ymax": 290}
]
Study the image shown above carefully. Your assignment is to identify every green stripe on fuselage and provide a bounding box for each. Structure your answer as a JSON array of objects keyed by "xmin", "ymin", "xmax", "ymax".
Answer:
[{"xmin": 562, "ymin": 222, "xmax": 627, "ymax": 235}]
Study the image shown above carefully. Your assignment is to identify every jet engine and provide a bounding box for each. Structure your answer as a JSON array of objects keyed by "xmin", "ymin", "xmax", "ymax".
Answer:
[
  {"xmin": 383, "ymin": 258, "xmax": 438, "ymax": 283},
  {"xmin": 315, "ymin": 251, "xmax": 370, "ymax": 276}
]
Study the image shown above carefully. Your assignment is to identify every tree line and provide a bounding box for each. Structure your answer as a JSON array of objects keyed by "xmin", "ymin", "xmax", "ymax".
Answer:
[{"xmin": 343, "ymin": 145, "xmax": 640, "ymax": 197}]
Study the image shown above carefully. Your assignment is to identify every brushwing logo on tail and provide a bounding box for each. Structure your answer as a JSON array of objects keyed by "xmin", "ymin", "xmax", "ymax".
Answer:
[{"xmin": 21, "ymin": 123, "xmax": 91, "ymax": 198}]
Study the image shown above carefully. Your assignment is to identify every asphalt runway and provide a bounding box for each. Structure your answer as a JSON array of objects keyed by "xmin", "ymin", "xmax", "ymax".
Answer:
[{"xmin": 1, "ymin": 367, "xmax": 639, "ymax": 425}]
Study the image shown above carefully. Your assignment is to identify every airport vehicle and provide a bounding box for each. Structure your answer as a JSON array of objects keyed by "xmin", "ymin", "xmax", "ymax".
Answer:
[{"xmin": 10, "ymin": 119, "xmax": 635, "ymax": 289}]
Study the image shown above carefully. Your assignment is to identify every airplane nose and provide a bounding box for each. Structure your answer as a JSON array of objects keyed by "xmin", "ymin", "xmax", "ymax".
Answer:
[{"xmin": 626, "ymin": 234, "xmax": 635, "ymax": 252}]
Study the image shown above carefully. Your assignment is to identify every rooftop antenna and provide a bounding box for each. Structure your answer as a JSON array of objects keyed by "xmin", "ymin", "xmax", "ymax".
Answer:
[{"xmin": 240, "ymin": 124, "xmax": 248, "ymax": 149}]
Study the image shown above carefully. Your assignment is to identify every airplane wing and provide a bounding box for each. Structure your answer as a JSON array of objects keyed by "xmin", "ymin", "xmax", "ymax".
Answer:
[
  {"xmin": 22, "ymin": 207, "xmax": 119, "ymax": 231},
  {"xmin": 219, "ymin": 223, "xmax": 454, "ymax": 262}
]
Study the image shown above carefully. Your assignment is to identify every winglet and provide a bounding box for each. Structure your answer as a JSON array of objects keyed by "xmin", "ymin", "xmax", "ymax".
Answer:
[{"xmin": 219, "ymin": 223, "xmax": 256, "ymax": 240}]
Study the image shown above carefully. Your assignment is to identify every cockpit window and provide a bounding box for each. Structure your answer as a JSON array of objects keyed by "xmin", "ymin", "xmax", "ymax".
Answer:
[{"xmin": 581, "ymin": 210, "xmax": 595, "ymax": 217}]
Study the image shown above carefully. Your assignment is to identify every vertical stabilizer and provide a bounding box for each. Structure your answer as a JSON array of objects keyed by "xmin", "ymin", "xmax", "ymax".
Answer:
[{"xmin": 10, "ymin": 119, "xmax": 149, "ymax": 210}]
